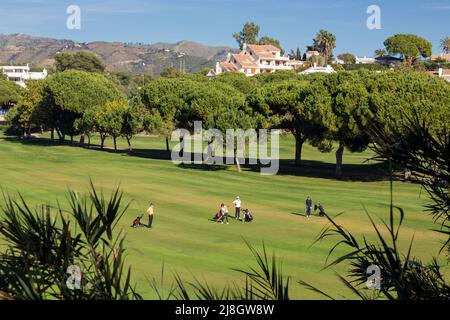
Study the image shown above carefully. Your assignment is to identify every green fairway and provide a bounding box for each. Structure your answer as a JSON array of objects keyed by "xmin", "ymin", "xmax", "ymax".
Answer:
[{"xmin": 0, "ymin": 127, "xmax": 447, "ymax": 299}]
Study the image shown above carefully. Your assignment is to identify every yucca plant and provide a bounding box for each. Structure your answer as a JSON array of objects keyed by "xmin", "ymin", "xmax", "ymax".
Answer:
[
  {"xmin": 0, "ymin": 181, "xmax": 141, "ymax": 300},
  {"xmin": 300, "ymin": 183, "xmax": 450, "ymax": 300},
  {"xmin": 299, "ymin": 114, "xmax": 450, "ymax": 300},
  {"xmin": 370, "ymin": 114, "xmax": 449, "ymax": 252}
]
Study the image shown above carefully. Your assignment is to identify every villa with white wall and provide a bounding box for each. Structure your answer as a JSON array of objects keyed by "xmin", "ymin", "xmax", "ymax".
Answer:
[
  {"xmin": 208, "ymin": 44, "xmax": 304, "ymax": 78},
  {"xmin": 355, "ymin": 56, "xmax": 376, "ymax": 64},
  {"xmin": 0, "ymin": 64, "xmax": 48, "ymax": 88},
  {"xmin": 299, "ymin": 64, "xmax": 336, "ymax": 75}
]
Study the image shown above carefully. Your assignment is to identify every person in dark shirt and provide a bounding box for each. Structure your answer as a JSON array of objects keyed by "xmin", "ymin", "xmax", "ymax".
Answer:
[{"xmin": 306, "ymin": 196, "xmax": 312, "ymax": 218}]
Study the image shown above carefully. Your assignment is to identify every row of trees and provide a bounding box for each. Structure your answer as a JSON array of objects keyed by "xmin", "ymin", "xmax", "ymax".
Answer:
[
  {"xmin": 5, "ymin": 70, "xmax": 153, "ymax": 152},
  {"xmin": 138, "ymin": 70, "xmax": 450, "ymax": 176},
  {"xmin": 4, "ymin": 52, "xmax": 450, "ymax": 176}
]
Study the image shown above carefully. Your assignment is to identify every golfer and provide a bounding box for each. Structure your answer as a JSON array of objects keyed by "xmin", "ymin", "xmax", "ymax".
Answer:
[
  {"xmin": 306, "ymin": 196, "xmax": 312, "ymax": 218},
  {"xmin": 147, "ymin": 203, "xmax": 155, "ymax": 228},
  {"xmin": 219, "ymin": 203, "xmax": 229, "ymax": 225},
  {"xmin": 233, "ymin": 196, "xmax": 242, "ymax": 221}
]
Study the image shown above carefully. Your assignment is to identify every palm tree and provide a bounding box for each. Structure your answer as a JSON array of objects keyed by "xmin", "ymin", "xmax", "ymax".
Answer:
[
  {"xmin": 313, "ymin": 30, "xmax": 337, "ymax": 63},
  {"xmin": 374, "ymin": 48, "xmax": 386, "ymax": 58},
  {"xmin": 441, "ymin": 36, "xmax": 450, "ymax": 54}
]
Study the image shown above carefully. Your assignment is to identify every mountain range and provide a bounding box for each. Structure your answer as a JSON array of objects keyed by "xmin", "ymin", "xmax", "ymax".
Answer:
[{"xmin": 0, "ymin": 34, "xmax": 236, "ymax": 75}]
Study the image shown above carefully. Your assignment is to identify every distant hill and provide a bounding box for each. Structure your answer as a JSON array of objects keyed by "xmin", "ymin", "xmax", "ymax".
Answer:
[{"xmin": 0, "ymin": 34, "xmax": 236, "ymax": 75}]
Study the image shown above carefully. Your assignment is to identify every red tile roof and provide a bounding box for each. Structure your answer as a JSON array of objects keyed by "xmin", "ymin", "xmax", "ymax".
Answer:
[
  {"xmin": 427, "ymin": 69, "xmax": 450, "ymax": 77},
  {"xmin": 431, "ymin": 53, "xmax": 450, "ymax": 61},
  {"xmin": 231, "ymin": 54, "xmax": 258, "ymax": 68},
  {"xmin": 221, "ymin": 62, "xmax": 238, "ymax": 72},
  {"xmin": 247, "ymin": 44, "xmax": 280, "ymax": 59}
]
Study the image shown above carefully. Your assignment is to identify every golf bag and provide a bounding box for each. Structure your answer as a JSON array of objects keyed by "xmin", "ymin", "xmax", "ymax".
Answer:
[
  {"xmin": 131, "ymin": 215, "xmax": 144, "ymax": 228},
  {"xmin": 314, "ymin": 204, "xmax": 326, "ymax": 217},
  {"xmin": 243, "ymin": 209, "xmax": 254, "ymax": 222},
  {"xmin": 212, "ymin": 211, "xmax": 222, "ymax": 221}
]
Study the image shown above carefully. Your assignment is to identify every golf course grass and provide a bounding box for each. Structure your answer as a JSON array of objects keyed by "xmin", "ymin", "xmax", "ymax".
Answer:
[{"xmin": 0, "ymin": 127, "xmax": 447, "ymax": 299}]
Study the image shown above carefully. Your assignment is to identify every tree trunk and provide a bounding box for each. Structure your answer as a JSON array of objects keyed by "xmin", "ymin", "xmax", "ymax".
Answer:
[
  {"xmin": 127, "ymin": 136, "xmax": 132, "ymax": 152},
  {"xmin": 50, "ymin": 129, "xmax": 55, "ymax": 142},
  {"xmin": 79, "ymin": 135, "xmax": 85, "ymax": 146},
  {"xmin": 101, "ymin": 136, "xmax": 105, "ymax": 149},
  {"xmin": 295, "ymin": 137, "xmax": 304, "ymax": 166},
  {"xmin": 113, "ymin": 136, "xmax": 117, "ymax": 151},
  {"xmin": 70, "ymin": 135, "xmax": 74, "ymax": 145},
  {"xmin": 56, "ymin": 129, "xmax": 63, "ymax": 142},
  {"xmin": 165, "ymin": 137, "xmax": 170, "ymax": 152},
  {"xmin": 87, "ymin": 136, "xmax": 91, "ymax": 148},
  {"xmin": 335, "ymin": 140, "xmax": 345, "ymax": 177}
]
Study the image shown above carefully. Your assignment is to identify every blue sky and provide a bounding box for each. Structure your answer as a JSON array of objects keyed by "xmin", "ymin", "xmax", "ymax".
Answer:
[{"xmin": 0, "ymin": 0, "xmax": 449, "ymax": 56}]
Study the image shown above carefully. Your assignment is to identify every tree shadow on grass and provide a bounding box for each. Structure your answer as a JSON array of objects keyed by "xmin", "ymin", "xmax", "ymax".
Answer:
[
  {"xmin": 4, "ymin": 135, "xmax": 393, "ymax": 182},
  {"xmin": 1, "ymin": 136, "xmax": 64, "ymax": 147},
  {"xmin": 238, "ymin": 158, "xmax": 390, "ymax": 182}
]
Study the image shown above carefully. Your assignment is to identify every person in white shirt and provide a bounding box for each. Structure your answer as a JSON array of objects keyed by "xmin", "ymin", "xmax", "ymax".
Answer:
[
  {"xmin": 233, "ymin": 196, "xmax": 242, "ymax": 221},
  {"xmin": 219, "ymin": 203, "xmax": 229, "ymax": 224}
]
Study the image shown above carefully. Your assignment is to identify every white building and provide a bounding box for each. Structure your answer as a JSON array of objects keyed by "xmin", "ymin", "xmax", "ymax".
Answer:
[
  {"xmin": 428, "ymin": 68, "xmax": 450, "ymax": 82},
  {"xmin": 299, "ymin": 64, "xmax": 336, "ymax": 75},
  {"xmin": 0, "ymin": 64, "xmax": 48, "ymax": 88},
  {"xmin": 208, "ymin": 44, "xmax": 305, "ymax": 78},
  {"xmin": 305, "ymin": 50, "xmax": 321, "ymax": 60},
  {"xmin": 440, "ymin": 68, "xmax": 450, "ymax": 82},
  {"xmin": 355, "ymin": 56, "xmax": 376, "ymax": 64}
]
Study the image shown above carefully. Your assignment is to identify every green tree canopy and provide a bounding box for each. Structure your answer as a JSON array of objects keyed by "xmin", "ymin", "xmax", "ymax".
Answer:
[
  {"xmin": 93, "ymin": 100, "xmax": 127, "ymax": 150},
  {"xmin": 261, "ymin": 79, "xmax": 333, "ymax": 166},
  {"xmin": 6, "ymin": 80, "xmax": 44, "ymax": 137},
  {"xmin": 107, "ymin": 72, "xmax": 152, "ymax": 98},
  {"xmin": 384, "ymin": 34, "xmax": 432, "ymax": 66},
  {"xmin": 43, "ymin": 70, "xmax": 125, "ymax": 141},
  {"xmin": 140, "ymin": 77, "xmax": 198, "ymax": 151},
  {"xmin": 0, "ymin": 80, "xmax": 23, "ymax": 108},
  {"xmin": 121, "ymin": 97, "xmax": 147, "ymax": 151},
  {"xmin": 441, "ymin": 36, "xmax": 450, "ymax": 54},
  {"xmin": 337, "ymin": 53, "xmax": 356, "ymax": 64},
  {"xmin": 212, "ymin": 72, "xmax": 258, "ymax": 95},
  {"xmin": 374, "ymin": 48, "xmax": 387, "ymax": 58},
  {"xmin": 258, "ymin": 36, "xmax": 284, "ymax": 54},
  {"xmin": 159, "ymin": 67, "xmax": 185, "ymax": 78},
  {"xmin": 313, "ymin": 29, "xmax": 337, "ymax": 63},
  {"xmin": 289, "ymin": 48, "xmax": 302, "ymax": 60},
  {"xmin": 233, "ymin": 22, "xmax": 260, "ymax": 49},
  {"xmin": 55, "ymin": 51, "xmax": 106, "ymax": 73}
]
